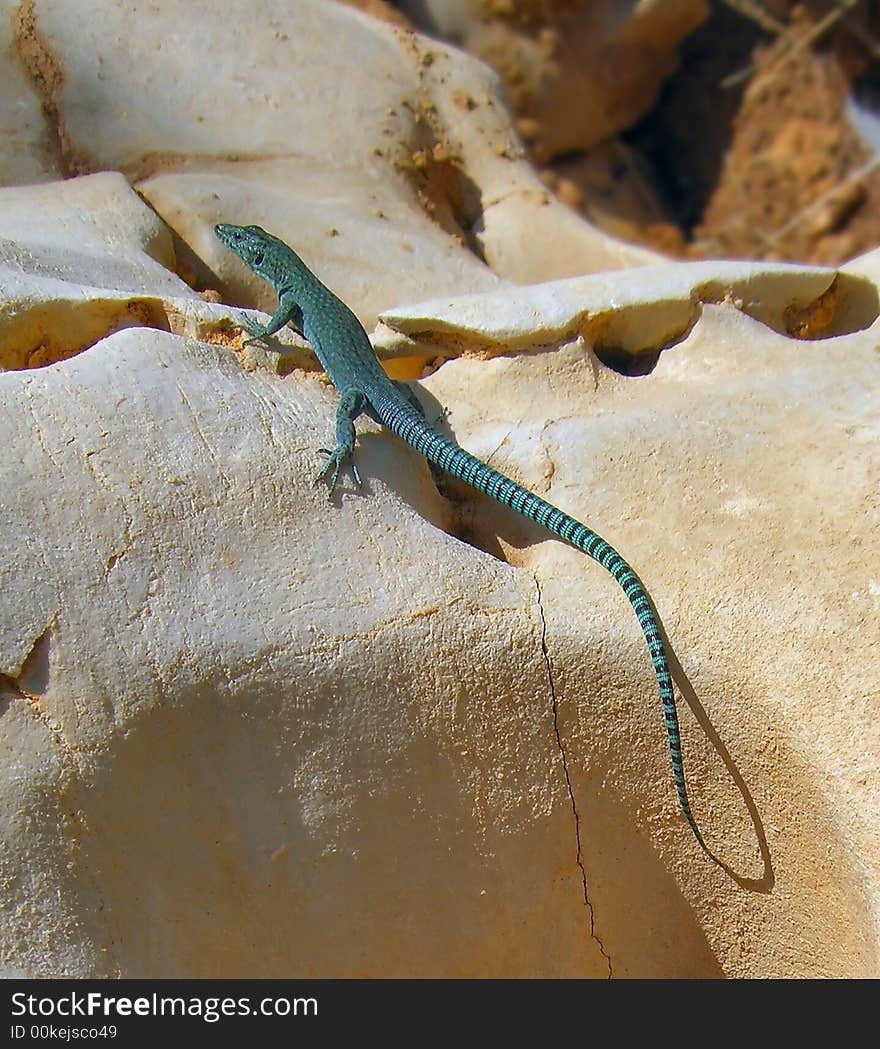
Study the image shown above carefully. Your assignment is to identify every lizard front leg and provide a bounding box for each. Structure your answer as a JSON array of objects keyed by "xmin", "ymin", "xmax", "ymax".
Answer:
[
  {"xmin": 315, "ymin": 386, "xmax": 367, "ymax": 491},
  {"xmin": 237, "ymin": 294, "xmax": 304, "ymax": 346}
]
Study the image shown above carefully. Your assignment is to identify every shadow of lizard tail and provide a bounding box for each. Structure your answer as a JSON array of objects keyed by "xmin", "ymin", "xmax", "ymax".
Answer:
[{"xmin": 380, "ymin": 398, "xmax": 708, "ymax": 852}]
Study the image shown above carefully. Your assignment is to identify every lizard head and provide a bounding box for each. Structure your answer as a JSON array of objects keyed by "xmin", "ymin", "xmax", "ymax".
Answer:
[{"xmin": 214, "ymin": 223, "xmax": 276, "ymax": 275}]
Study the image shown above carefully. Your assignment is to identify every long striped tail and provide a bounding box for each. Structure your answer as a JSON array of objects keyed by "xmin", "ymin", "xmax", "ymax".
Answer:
[{"xmin": 382, "ymin": 403, "xmax": 706, "ymax": 848}]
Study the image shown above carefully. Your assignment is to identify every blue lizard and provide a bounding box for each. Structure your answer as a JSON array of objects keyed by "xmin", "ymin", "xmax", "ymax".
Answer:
[{"xmin": 215, "ymin": 222, "xmax": 708, "ymax": 850}]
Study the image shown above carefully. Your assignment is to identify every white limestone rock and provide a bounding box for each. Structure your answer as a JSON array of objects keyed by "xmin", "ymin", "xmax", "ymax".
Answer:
[
  {"xmin": 15, "ymin": 0, "xmax": 653, "ymax": 304},
  {"xmin": 0, "ymin": 0, "xmax": 61, "ymax": 185},
  {"xmin": 0, "ymin": 0, "xmax": 878, "ymax": 981}
]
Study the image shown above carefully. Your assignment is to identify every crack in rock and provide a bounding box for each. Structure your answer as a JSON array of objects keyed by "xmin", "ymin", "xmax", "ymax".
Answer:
[{"xmin": 534, "ymin": 574, "xmax": 613, "ymax": 979}]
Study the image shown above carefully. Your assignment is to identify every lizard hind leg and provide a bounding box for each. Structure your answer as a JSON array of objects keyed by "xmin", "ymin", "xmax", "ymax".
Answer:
[{"xmin": 314, "ymin": 386, "xmax": 367, "ymax": 492}]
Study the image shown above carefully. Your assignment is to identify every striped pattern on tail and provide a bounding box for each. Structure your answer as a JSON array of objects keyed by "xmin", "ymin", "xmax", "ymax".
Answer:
[{"xmin": 380, "ymin": 399, "xmax": 706, "ymax": 847}]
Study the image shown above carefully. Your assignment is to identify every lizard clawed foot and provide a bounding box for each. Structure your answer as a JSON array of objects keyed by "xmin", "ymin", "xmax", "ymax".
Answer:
[
  {"xmin": 314, "ymin": 445, "xmax": 362, "ymax": 492},
  {"xmin": 232, "ymin": 310, "xmax": 269, "ymax": 346}
]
